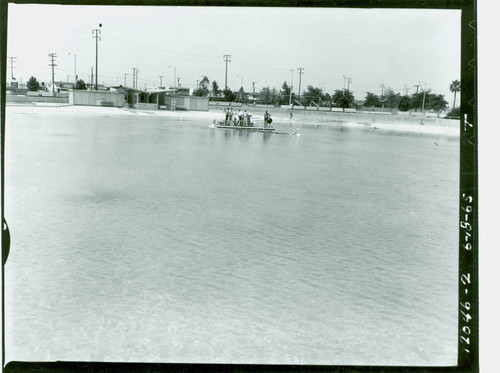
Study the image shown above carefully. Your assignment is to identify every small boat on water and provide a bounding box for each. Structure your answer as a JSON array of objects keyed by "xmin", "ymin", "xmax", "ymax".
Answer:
[{"xmin": 212, "ymin": 119, "xmax": 276, "ymax": 132}]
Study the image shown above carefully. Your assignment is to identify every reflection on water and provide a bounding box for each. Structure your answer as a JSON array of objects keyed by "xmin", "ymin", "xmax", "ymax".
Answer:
[{"xmin": 5, "ymin": 112, "xmax": 459, "ymax": 365}]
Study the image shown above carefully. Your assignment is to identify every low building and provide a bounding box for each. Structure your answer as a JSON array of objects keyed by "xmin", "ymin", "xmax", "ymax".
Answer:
[
  {"xmin": 69, "ymin": 89, "xmax": 126, "ymax": 107},
  {"xmin": 111, "ymin": 86, "xmax": 209, "ymax": 111}
]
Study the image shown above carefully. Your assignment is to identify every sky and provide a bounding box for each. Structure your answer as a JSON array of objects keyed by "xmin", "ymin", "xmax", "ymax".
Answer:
[{"xmin": 7, "ymin": 4, "xmax": 461, "ymax": 104}]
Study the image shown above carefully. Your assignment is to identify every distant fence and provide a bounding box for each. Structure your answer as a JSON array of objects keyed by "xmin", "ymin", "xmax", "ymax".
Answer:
[
  {"xmin": 209, "ymin": 102, "xmax": 243, "ymax": 108},
  {"xmin": 6, "ymin": 95, "xmax": 69, "ymax": 104}
]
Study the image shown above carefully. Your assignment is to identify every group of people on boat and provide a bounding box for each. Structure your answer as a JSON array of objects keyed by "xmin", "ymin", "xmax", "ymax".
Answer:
[
  {"xmin": 225, "ymin": 108, "xmax": 253, "ymax": 126},
  {"xmin": 222, "ymin": 108, "xmax": 274, "ymax": 128}
]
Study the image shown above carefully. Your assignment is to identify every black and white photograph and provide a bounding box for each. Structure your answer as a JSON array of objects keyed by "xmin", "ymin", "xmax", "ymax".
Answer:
[{"xmin": 1, "ymin": 1, "xmax": 477, "ymax": 371}]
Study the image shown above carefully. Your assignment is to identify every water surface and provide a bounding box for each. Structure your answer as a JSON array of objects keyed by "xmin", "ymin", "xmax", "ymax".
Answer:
[{"xmin": 5, "ymin": 110, "xmax": 459, "ymax": 365}]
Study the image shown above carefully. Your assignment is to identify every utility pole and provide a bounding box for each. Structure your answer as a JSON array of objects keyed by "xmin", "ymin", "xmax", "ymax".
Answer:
[
  {"xmin": 379, "ymin": 83, "xmax": 386, "ymax": 109},
  {"xmin": 90, "ymin": 67, "xmax": 93, "ymax": 90},
  {"xmin": 8, "ymin": 56, "xmax": 16, "ymax": 80},
  {"xmin": 223, "ymin": 54, "xmax": 231, "ymax": 90},
  {"xmin": 379, "ymin": 83, "xmax": 386, "ymax": 97},
  {"xmin": 92, "ymin": 24, "xmax": 102, "ymax": 91},
  {"xmin": 68, "ymin": 53, "xmax": 77, "ymax": 82},
  {"xmin": 124, "ymin": 73, "xmax": 128, "ymax": 87},
  {"xmin": 132, "ymin": 68, "xmax": 139, "ymax": 89},
  {"xmin": 343, "ymin": 76, "xmax": 352, "ymax": 95},
  {"xmin": 252, "ymin": 81, "xmax": 256, "ymax": 102},
  {"xmin": 159, "ymin": 75, "xmax": 164, "ymax": 88},
  {"xmin": 297, "ymin": 68, "xmax": 304, "ymax": 103},
  {"xmin": 48, "ymin": 53, "xmax": 57, "ymax": 96},
  {"xmin": 177, "ymin": 77, "xmax": 181, "ymax": 88},
  {"xmin": 289, "ymin": 69, "xmax": 294, "ymax": 106},
  {"xmin": 414, "ymin": 83, "xmax": 421, "ymax": 94},
  {"xmin": 196, "ymin": 80, "xmax": 200, "ymax": 89},
  {"xmin": 419, "ymin": 81, "xmax": 427, "ymax": 113},
  {"xmin": 168, "ymin": 65, "xmax": 177, "ymax": 96}
]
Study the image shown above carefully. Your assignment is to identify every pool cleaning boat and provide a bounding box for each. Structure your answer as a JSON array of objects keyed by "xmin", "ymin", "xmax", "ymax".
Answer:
[{"xmin": 213, "ymin": 119, "xmax": 276, "ymax": 132}]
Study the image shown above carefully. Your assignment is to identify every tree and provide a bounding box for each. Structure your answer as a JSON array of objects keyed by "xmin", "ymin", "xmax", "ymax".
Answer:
[
  {"xmin": 302, "ymin": 85, "xmax": 324, "ymax": 106},
  {"xmin": 193, "ymin": 76, "xmax": 210, "ymax": 97},
  {"xmin": 259, "ymin": 87, "xmax": 274, "ymax": 105},
  {"xmin": 449, "ymin": 80, "xmax": 460, "ymax": 110},
  {"xmin": 324, "ymin": 93, "xmax": 332, "ymax": 104},
  {"xmin": 75, "ymin": 79, "xmax": 87, "ymax": 90},
  {"xmin": 222, "ymin": 88, "xmax": 235, "ymax": 102},
  {"xmin": 380, "ymin": 87, "xmax": 401, "ymax": 109},
  {"xmin": 445, "ymin": 106, "xmax": 460, "ymax": 118},
  {"xmin": 237, "ymin": 87, "xmax": 248, "ymax": 101},
  {"xmin": 427, "ymin": 93, "xmax": 448, "ymax": 116},
  {"xmin": 398, "ymin": 96, "xmax": 411, "ymax": 111},
  {"xmin": 211, "ymin": 80, "xmax": 220, "ymax": 97},
  {"xmin": 410, "ymin": 90, "xmax": 448, "ymax": 115},
  {"xmin": 332, "ymin": 89, "xmax": 355, "ymax": 111},
  {"xmin": 364, "ymin": 92, "xmax": 381, "ymax": 107},
  {"xmin": 27, "ymin": 76, "xmax": 40, "ymax": 91},
  {"xmin": 410, "ymin": 91, "xmax": 427, "ymax": 111},
  {"xmin": 280, "ymin": 81, "xmax": 291, "ymax": 105}
]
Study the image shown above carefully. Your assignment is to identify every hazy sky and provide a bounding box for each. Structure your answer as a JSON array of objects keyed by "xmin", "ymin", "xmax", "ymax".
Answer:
[{"xmin": 7, "ymin": 4, "xmax": 461, "ymax": 103}]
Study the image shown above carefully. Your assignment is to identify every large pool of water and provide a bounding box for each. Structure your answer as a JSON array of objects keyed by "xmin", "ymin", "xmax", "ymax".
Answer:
[{"xmin": 4, "ymin": 109, "xmax": 459, "ymax": 365}]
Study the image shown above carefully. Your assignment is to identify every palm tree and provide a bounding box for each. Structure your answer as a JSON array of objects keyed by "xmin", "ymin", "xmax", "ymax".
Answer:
[{"xmin": 449, "ymin": 80, "xmax": 461, "ymax": 110}]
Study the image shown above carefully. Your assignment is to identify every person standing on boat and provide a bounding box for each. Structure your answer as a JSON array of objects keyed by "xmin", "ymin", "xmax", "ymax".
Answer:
[
  {"xmin": 264, "ymin": 111, "xmax": 272, "ymax": 127},
  {"xmin": 238, "ymin": 109, "xmax": 243, "ymax": 126},
  {"xmin": 225, "ymin": 108, "xmax": 230, "ymax": 124},
  {"xmin": 244, "ymin": 110, "xmax": 250, "ymax": 126},
  {"xmin": 229, "ymin": 108, "xmax": 234, "ymax": 125}
]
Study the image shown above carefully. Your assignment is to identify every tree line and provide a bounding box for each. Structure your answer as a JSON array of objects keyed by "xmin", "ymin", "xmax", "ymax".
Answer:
[
  {"xmin": 27, "ymin": 76, "xmax": 88, "ymax": 91},
  {"xmin": 195, "ymin": 76, "xmax": 459, "ymax": 115},
  {"xmin": 25, "ymin": 73, "xmax": 460, "ymax": 115},
  {"xmin": 363, "ymin": 87, "xmax": 449, "ymax": 115}
]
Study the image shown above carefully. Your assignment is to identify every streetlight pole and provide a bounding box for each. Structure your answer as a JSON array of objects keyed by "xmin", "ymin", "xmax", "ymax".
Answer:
[
  {"xmin": 92, "ymin": 24, "xmax": 102, "ymax": 91},
  {"xmin": 223, "ymin": 54, "xmax": 231, "ymax": 90}
]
